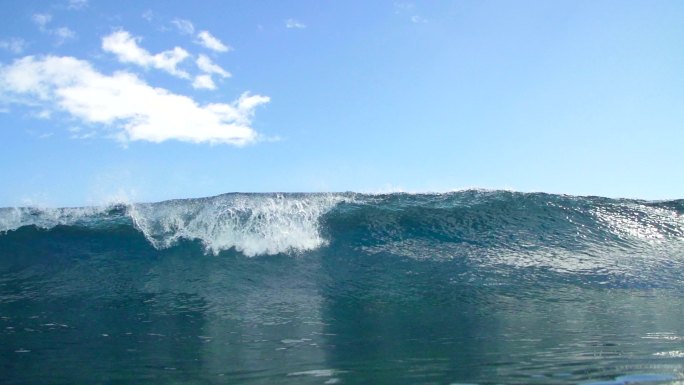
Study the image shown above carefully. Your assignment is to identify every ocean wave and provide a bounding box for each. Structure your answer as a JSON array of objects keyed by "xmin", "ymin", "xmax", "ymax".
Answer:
[{"xmin": 0, "ymin": 191, "xmax": 683, "ymax": 261}]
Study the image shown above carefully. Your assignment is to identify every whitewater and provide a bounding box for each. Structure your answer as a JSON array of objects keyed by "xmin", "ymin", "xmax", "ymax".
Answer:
[{"xmin": 1, "ymin": 191, "xmax": 684, "ymax": 384}]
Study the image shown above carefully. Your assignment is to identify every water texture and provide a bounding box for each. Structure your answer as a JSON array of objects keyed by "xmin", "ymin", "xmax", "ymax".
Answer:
[{"xmin": 1, "ymin": 191, "xmax": 684, "ymax": 384}]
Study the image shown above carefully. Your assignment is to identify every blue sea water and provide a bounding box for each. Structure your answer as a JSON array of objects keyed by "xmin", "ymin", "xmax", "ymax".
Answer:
[{"xmin": 1, "ymin": 191, "xmax": 684, "ymax": 384}]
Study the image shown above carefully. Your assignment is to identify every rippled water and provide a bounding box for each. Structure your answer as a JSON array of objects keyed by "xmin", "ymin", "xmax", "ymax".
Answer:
[{"xmin": 1, "ymin": 191, "xmax": 684, "ymax": 384}]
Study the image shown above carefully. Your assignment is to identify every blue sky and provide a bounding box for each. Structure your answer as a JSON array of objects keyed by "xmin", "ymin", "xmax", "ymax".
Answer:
[{"xmin": 0, "ymin": 0, "xmax": 683, "ymax": 206}]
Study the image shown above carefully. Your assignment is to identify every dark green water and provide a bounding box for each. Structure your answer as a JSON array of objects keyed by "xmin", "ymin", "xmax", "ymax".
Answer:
[{"xmin": 1, "ymin": 192, "xmax": 683, "ymax": 384}]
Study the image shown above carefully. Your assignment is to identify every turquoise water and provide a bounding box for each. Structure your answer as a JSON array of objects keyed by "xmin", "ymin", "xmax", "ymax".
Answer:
[{"xmin": 1, "ymin": 191, "xmax": 684, "ymax": 384}]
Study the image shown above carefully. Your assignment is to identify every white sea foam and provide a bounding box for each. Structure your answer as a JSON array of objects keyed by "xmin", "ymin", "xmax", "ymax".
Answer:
[
  {"xmin": 0, "ymin": 205, "xmax": 120, "ymax": 233},
  {"xmin": 128, "ymin": 193, "xmax": 349, "ymax": 256},
  {"xmin": 287, "ymin": 369, "xmax": 343, "ymax": 377}
]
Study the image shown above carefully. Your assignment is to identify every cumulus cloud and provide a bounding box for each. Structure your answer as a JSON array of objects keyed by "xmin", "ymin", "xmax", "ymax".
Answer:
[
  {"xmin": 172, "ymin": 19, "xmax": 195, "ymax": 35},
  {"xmin": 0, "ymin": 38, "xmax": 26, "ymax": 54},
  {"xmin": 285, "ymin": 19, "xmax": 306, "ymax": 29},
  {"xmin": 0, "ymin": 55, "xmax": 270, "ymax": 145},
  {"xmin": 195, "ymin": 30, "xmax": 230, "ymax": 52},
  {"xmin": 102, "ymin": 30, "xmax": 190, "ymax": 78}
]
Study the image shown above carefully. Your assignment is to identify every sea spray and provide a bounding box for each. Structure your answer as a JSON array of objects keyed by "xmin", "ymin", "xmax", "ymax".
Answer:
[{"xmin": 128, "ymin": 193, "xmax": 351, "ymax": 256}]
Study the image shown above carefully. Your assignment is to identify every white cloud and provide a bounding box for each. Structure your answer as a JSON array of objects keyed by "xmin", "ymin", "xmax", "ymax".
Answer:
[
  {"xmin": 35, "ymin": 109, "xmax": 52, "ymax": 119},
  {"xmin": 67, "ymin": 0, "xmax": 88, "ymax": 10},
  {"xmin": 0, "ymin": 38, "xmax": 26, "ymax": 54},
  {"xmin": 32, "ymin": 14, "xmax": 53, "ymax": 31},
  {"xmin": 411, "ymin": 15, "xmax": 427, "ymax": 23},
  {"xmin": 196, "ymin": 54, "xmax": 230, "ymax": 78},
  {"xmin": 285, "ymin": 19, "xmax": 306, "ymax": 29},
  {"xmin": 102, "ymin": 30, "xmax": 190, "ymax": 79},
  {"xmin": 172, "ymin": 19, "xmax": 195, "ymax": 35},
  {"xmin": 193, "ymin": 55, "xmax": 231, "ymax": 91},
  {"xmin": 32, "ymin": 13, "xmax": 77, "ymax": 45},
  {"xmin": 69, "ymin": 126, "xmax": 96, "ymax": 139},
  {"xmin": 54, "ymin": 27, "xmax": 76, "ymax": 45},
  {"xmin": 394, "ymin": 2, "xmax": 414, "ymax": 12},
  {"xmin": 195, "ymin": 31, "xmax": 230, "ymax": 53},
  {"xmin": 192, "ymin": 74, "xmax": 216, "ymax": 90},
  {"xmin": 0, "ymin": 55, "xmax": 270, "ymax": 145},
  {"xmin": 141, "ymin": 10, "xmax": 154, "ymax": 22}
]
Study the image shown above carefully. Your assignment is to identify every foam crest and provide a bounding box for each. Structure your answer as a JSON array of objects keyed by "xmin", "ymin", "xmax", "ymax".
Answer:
[
  {"xmin": 0, "ymin": 205, "xmax": 124, "ymax": 233},
  {"xmin": 128, "ymin": 193, "xmax": 349, "ymax": 256}
]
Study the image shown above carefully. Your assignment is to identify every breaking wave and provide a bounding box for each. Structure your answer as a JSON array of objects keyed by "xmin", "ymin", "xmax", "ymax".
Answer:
[{"xmin": 1, "ymin": 191, "xmax": 683, "ymax": 266}]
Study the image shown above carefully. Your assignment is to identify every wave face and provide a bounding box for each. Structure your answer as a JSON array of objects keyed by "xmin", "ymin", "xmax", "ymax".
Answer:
[
  {"xmin": 2, "ymin": 191, "xmax": 682, "ymax": 284},
  {"xmin": 2, "ymin": 191, "xmax": 684, "ymax": 384}
]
